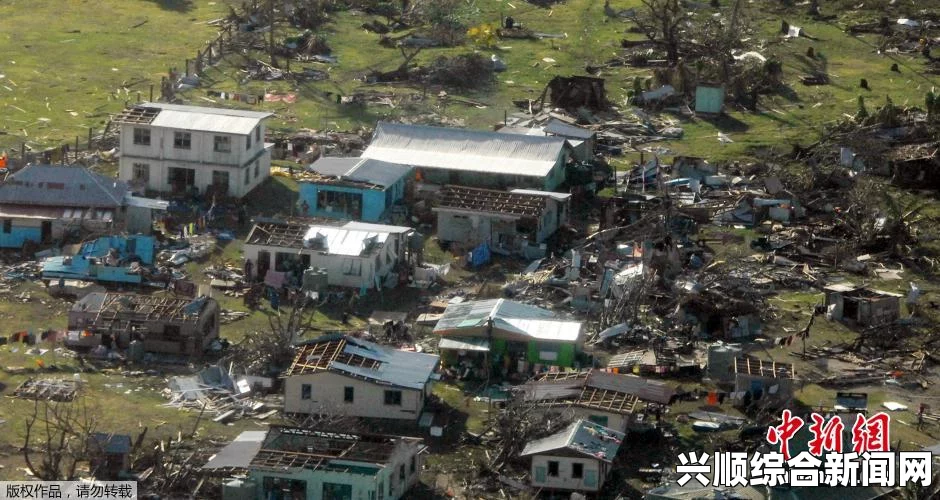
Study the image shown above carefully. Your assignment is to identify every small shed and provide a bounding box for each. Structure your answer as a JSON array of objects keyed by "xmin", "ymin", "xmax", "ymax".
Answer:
[
  {"xmin": 521, "ymin": 419, "xmax": 623, "ymax": 493},
  {"xmin": 694, "ymin": 85, "xmax": 725, "ymax": 114},
  {"xmin": 824, "ymin": 283, "xmax": 901, "ymax": 327},
  {"xmin": 87, "ymin": 432, "xmax": 132, "ymax": 480},
  {"xmin": 733, "ymin": 357, "xmax": 796, "ymax": 407}
]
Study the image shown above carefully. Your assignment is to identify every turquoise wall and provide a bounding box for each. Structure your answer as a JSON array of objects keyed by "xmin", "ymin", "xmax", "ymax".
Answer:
[
  {"xmin": 298, "ymin": 180, "xmax": 403, "ymax": 222},
  {"xmin": 0, "ymin": 225, "xmax": 40, "ymax": 248}
]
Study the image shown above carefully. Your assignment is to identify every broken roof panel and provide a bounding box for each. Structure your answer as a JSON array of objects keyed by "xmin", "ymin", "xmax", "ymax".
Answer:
[
  {"xmin": 362, "ymin": 121, "xmax": 568, "ymax": 178},
  {"xmin": 202, "ymin": 430, "xmax": 267, "ymax": 470},
  {"xmin": 286, "ymin": 334, "xmax": 439, "ymax": 390},
  {"xmin": 543, "ymin": 118, "xmax": 595, "ymax": 139},
  {"xmin": 521, "ymin": 419, "xmax": 623, "ymax": 462},
  {"xmin": 439, "ymin": 337, "xmax": 491, "ymax": 352},
  {"xmin": 509, "ymin": 188, "xmax": 572, "ymax": 201},
  {"xmin": 119, "ymin": 102, "xmax": 272, "ymax": 135},
  {"xmin": 306, "ymin": 157, "xmax": 413, "ymax": 188},
  {"xmin": 73, "ymin": 292, "xmax": 213, "ymax": 324}
]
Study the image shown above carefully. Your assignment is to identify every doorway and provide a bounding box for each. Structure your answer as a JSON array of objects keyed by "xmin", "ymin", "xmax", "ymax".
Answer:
[
  {"xmin": 168, "ymin": 167, "xmax": 196, "ymax": 194},
  {"xmin": 40, "ymin": 220, "xmax": 52, "ymax": 242},
  {"xmin": 256, "ymin": 250, "xmax": 271, "ymax": 281}
]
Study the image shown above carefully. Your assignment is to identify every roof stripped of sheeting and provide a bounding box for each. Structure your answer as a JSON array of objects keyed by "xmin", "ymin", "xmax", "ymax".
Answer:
[
  {"xmin": 245, "ymin": 220, "xmax": 316, "ymax": 248},
  {"xmin": 433, "ymin": 298, "xmax": 582, "ymax": 342},
  {"xmin": 527, "ymin": 369, "xmax": 677, "ymax": 405},
  {"xmin": 248, "ymin": 426, "xmax": 423, "ymax": 473},
  {"xmin": 435, "ymin": 185, "xmax": 547, "ymax": 217},
  {"xmin": 286, "ymin": 334, "xmax": 439, "ymax": 390},
  {"xmin": 74, "ymin": 292, "xmax": 212, "ymax": 324},
  {"xmin": 733, "ymin": 357, "xmax": 795, "ymax": 379},
  {"xmin": 362, "ymin": 121, "xmax": 567, "ymax": 178},
  {"xmin": 116, "ymin": 102, "xmax": 272, "ymax": 135}
]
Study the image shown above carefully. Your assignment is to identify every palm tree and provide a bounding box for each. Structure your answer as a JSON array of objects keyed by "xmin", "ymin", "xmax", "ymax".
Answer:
[{"xmin": 880, "ymin": 192, "xmax": 931, "ymax": 257}]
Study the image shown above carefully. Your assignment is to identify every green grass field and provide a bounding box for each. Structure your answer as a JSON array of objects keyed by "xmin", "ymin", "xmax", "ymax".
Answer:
[
  {"xmin": 2, "ymin": 0, "xmax": 937, "ymax": 162},
  {"xmin": 0, "ymin": 0, "xmax": 232, "ymax": 152}
]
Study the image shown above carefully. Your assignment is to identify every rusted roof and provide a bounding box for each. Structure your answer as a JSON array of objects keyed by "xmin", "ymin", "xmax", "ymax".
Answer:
[{"xmin": 435, "ymin": 185, "xmax": 548, "ymax": 217}]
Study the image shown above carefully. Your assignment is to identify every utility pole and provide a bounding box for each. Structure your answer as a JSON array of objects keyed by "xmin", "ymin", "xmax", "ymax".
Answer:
[{"xmin": 268, "ymin": 0, "xmax": 278, "ymax": 68}]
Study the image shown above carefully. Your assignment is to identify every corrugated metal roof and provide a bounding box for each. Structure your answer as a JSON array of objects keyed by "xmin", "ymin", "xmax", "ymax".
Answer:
[
  {"xmin": 587, "ymin": 371, "xmax": 676, "ymax": 404},
  {"xmin": 124, "ymin": 195, "xmax": 169, "ymax": 210},
  {"xmin": 544, "ymin": 119, "xmax": 595, "ymax": 139},
  {"xmin": 302, "ymin": 221, "xmax": 411, "ymax": 256},
  {"xmin": 0, "ymin": 165, "xmax": 128, "ymax": 208},
  {"xmin": 308, "ymin": 157, "xmax": 412, "ymax": 188},
  {"xmin": 521, "ymin": 419, "xmax": 623, "ymax": 462},
  {"xmin": 362, "ymin": 122, "xmax": 567, "ymax": 178},
  {"xmin": 433, "ymin": 298, "xmax": 582, "ymax": 342},
  {"xmin": 509, "ymin": 188, "xmax": 572, "ymax": 201},
  {"xmin": 439, "ymin": 337, "xmax": 491, "ymax": 352},
  {"xmin": 342, "ymin": 221, "xmax": 413, "ymax": 233},
  {"xmin": 0, "ymin": 205, "xmax": 63, "ymax": 220},
  {"xmin": 303, "ymin": 335, "xmax": 439, "ymax": 390},
  {"xmin": 138, "ymin": 102, "xmax": 272, "ymax": 135},
  {"xmin": 202, "ymin": 430, "xmax": 267, "ymax": 470}
]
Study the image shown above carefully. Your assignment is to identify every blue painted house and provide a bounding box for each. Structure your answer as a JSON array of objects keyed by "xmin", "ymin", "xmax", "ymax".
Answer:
[
  {"xmin": 0, "ymin": 164, "xmax": 165, "ymax": 249},
  {"xmin": 297, "ymin": 157, "xmax": 412, "ymax": 222},
  {"xmin": 41, "ymin": 235, "xmax": 157, "ymax": 284}
]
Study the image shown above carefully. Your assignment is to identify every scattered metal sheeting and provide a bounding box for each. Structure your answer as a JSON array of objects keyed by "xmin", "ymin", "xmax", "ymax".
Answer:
[{"xmin": 13, "ymin": 377, "xmax": 79, "ymax": 401}]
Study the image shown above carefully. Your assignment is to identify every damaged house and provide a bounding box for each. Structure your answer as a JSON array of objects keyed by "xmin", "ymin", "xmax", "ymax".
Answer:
[
  {"xmin": 520, "ymin": 419, "xmax": 623, "ymax": 494},
  {"xmin": 115, "ymin": 103, "xmax": 273, "ymax": 198},
  {"xmin": 206, "ymin": 426, "xmax": 425, "ymax": 500},
  {"xmin": 243, "ymin": 219, "xmax": 414, "ymax": 291},
  {"xmin": 824, "ymin": 283, "xmax": 901, "ymax": 327},
  {"xmin": 887, "ymin": 142, "xmax": 940, "ymax": 189},
  {"xmin": 361, "ymin": 122, "xmax": 571, "ymax": 191},
  {"xmin": 733, "ymin": 357, "xmax": 796, "ymax": 407},
  {"xmin": 498, "ymin": 118, "xmax": 596, "ymax": 163},
  {"xmin": 297, "ymin": 157, "xmax": 413, "ymax": 222},
  {"xmin": 66, "ymin": 292, "xmax": 220, "ymax": 358},
  {"xmin": 283, "ymin": 334, "xmax": 439, "ymax": 421},
  {"xmin": 433, "ymin": 186, "xmax": 570, "ymax": 258},
  {"xmin": 0, "ymin": 164, "xmax": 165, "ymax": 247},
  {"xmin": 519, "ymin": 369, "xmax": 678, "ymax": 432},
  {"xmin": 433, "ymin": 298, "xmax": 584, "ymax": 376}
]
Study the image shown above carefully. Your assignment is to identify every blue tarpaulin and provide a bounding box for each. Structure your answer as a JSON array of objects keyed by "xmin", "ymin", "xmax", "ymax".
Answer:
[{"xmin": 469, "ymin": 242, "xmax": 491, "ymax": 268}]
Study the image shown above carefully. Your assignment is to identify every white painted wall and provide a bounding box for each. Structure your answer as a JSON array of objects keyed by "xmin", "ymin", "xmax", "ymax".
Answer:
[
  {"xmin": 284, "ymin": 371, "xmax": 425, "ymax": 420},
  {"xmin": 243, "ymin": 232, "xmax": 406, "ymax": 290},
  {"xmin": 118, "ymin": 123, "xmax": 270, "ymax": 198},
  {"xmin": 530, "ymin": 454, "xmax": 606, "ymax": 492}
]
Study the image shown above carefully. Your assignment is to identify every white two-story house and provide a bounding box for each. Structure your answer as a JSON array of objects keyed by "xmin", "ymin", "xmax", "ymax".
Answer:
[{"xmin": 115, "ymin": 103, "xmax": 273, "ymax": 199}]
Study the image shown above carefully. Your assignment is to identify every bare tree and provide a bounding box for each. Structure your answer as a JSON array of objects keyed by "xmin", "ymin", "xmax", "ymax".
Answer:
[
  {"xmin": 22, "ymin": 397, "xmax": 98, "ymax": 480},
  {"xmin": 629, "ymin": 0, "xmax": 688, "ymax": 64},
  {"xmin": 483, "ymin": 396, "xmax": 572, "ymax": 472},
  {"xmin": 232, "ymin": 292, "xmax": 317, "ymax": 375}
]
